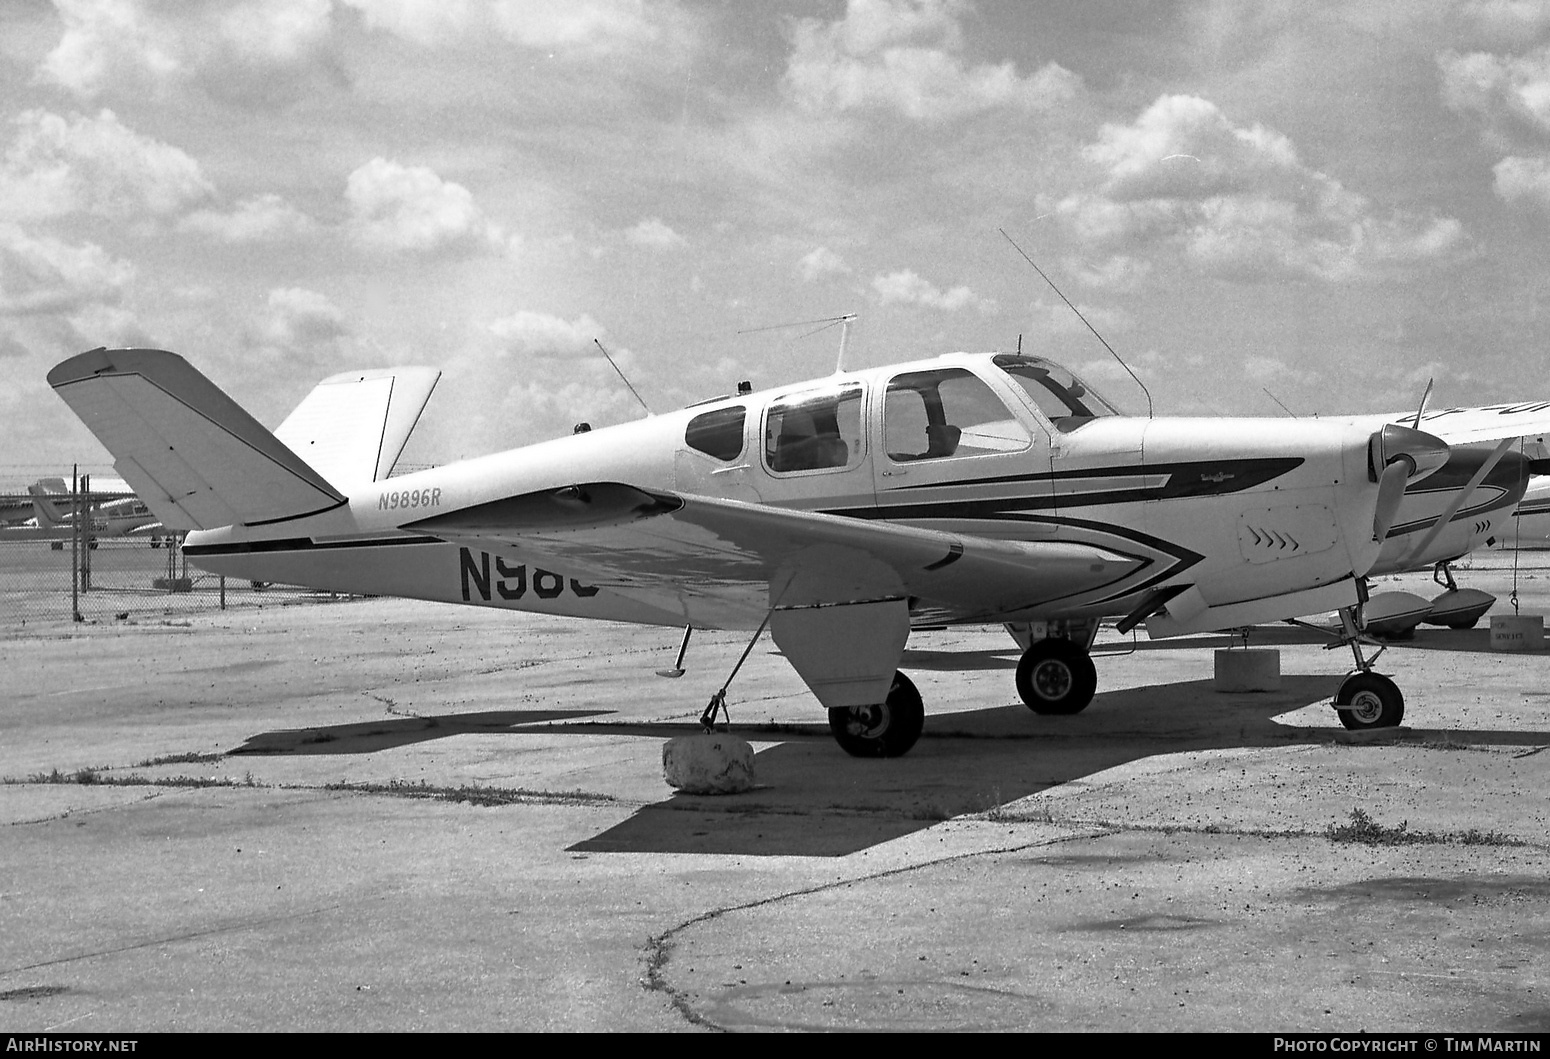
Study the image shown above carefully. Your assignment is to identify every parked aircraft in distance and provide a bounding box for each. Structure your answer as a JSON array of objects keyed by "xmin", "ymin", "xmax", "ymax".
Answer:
[
  {"xmin": 1, "ymin": 477, "xmax": 164, "ymax": 545},
  {"xmin": 1487, "ymin": 474, "xmax": 1550, "ymax": 550},
  {"xmin": 48, "ymin": 347, "xmax": 1550, "ymax": 757},
  {"xmin": 29, "ymin": 481, "xmax": 163, "ymax": 540},
  {"xmin": 0, "ymin": 477, "xmax": 65, "ymax": 527}
]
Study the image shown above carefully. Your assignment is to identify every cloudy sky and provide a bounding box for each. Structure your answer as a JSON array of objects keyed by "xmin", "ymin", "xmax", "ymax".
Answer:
[{"xmin": 6, "ymin": 0, "xmax": 1550, "ymax": 478}]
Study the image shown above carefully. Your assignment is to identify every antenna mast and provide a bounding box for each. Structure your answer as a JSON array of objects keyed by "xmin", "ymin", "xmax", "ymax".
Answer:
[
  {"xmin": 999, "ymin": 228, "xmax": 1154, "ymax": 418},
  {"xmin": 593, "ymin": 339, "xmax": 652, "ymax": 416}
]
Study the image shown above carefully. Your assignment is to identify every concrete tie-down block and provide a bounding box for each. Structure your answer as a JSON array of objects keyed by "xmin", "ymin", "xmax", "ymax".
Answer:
[
  {"xmin": 1490, "ymin": 614, "xmax": 1544, "ymax": 652},
  {"xmin": 1213, "ymin": 648, "xmax": 1281, "ymax": 692},
  {"xmin": 663, "ymin": 733, "xmax": 756, "ymax": 794}
]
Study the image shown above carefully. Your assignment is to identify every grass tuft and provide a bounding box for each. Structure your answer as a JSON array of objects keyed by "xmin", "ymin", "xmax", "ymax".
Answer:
[{"xmin": 1325, "ymin": 808, "xmax": 1524, "ymax": 847}]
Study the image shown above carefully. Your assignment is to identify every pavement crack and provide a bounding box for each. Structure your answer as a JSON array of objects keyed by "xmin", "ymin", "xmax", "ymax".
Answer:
[{"xmin": 640, "ymin": 827, "xmax": 1105, "ymax": 1031}]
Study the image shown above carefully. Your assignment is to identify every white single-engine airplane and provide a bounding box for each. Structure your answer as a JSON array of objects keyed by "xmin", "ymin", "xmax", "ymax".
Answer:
[
  {"xmin": 27, "ymin": 480, "xmax": 164, "ymax": 542},
  {"xmin": 47, "ymin": 346, "xmax": 1550, "ymax": 757}
]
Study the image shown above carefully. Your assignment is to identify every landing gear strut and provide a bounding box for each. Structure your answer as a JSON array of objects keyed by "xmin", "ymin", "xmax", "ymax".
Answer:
[
  {"xmin": 1332, "ymin": 599, "xmax": 1405, "ymax": 731},
  {"xmin": 1015, "ymin": 637, "xmax": 1098, "ymax": 715},
  {"xmin": 828, "ymin": 671, "xmax": 924, "ymax": 758}
]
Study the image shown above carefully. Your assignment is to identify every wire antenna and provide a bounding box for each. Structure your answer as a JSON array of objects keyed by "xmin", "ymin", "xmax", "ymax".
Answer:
[
  {"xmin": 738, "ymin": 313, "xmax": 857, "ymax": 374},
  {"xmin": 999, "ymin": 228, "xmax": 1153, "ymax": 418},
  {"xmin": 1262, "ymin": 388, "xmax": 1298, "ymax": 417},
  {"xmin": 593, "ymin": 339, "xmax": 652, "ymax": 416}
]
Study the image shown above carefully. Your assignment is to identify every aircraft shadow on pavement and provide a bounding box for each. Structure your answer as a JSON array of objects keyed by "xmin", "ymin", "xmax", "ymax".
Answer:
[
  {"xmin": 227, "ymin": 709, "xmax": 613, "ymax": 756},
  {"xmin": 220, "ymin": 676, "xmax": 1550, "ymax": 858},
  {"xmin": 568, "ymin": 674, "xmax": 1550, "ymax": 858}
]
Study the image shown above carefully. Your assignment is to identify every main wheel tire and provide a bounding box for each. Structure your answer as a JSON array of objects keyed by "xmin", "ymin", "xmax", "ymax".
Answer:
[
  {"xmin": 1015, "ymin": 638, "xmax": 1098, "ymax": 715},
  {"xmin": 1334, "ymin": 672, "xmax": 1405, "ymax": 730},
  {"xmin": 828, "ymin": 671, "xmax": 925, "ymax": 758}
]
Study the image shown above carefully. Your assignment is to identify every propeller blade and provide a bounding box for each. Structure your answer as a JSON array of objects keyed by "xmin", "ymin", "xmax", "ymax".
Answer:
[
  {"xmin": 1372, "ymin": 459, "xmax": 1410, "ymax": 541},
  {"xmin": 1412, "ymin": 378, "xmax": 1434, "ymax": 430}
]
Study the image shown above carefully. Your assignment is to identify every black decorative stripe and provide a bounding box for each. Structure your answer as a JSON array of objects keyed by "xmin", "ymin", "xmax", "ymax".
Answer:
[
  {"xmin": 923, "ymin": 542, "xmax": 964, "ymax": 571},
  {"xmin": 245, "ymin": 498, "xmax": 350, "ymax": 526},
  {"xmin": 184, "ymin": 534, "xmax": 443, "ymax": 556},
  {"xmin": 889, "ymin": 457, "xmax": 1303, "ymax": 498},
  {"xmin": 848, "ymin": 458, "xmax": 1304, "ymax": 518}
]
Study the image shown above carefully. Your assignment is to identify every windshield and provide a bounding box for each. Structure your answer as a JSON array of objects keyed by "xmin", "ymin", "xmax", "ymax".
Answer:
[{"xmin": 992, "ymin": 354, "xmax": 1122, "ymax": 421}]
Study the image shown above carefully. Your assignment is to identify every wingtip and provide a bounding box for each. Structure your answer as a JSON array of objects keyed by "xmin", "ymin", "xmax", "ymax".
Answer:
[{"xmin": 47, "ymin": 347, "xmax": 184, "ymax": 389}]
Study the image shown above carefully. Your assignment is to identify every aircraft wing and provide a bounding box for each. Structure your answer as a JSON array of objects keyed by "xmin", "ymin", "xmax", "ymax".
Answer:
[
  {"xmin": 407, "ymin": 481, "xmax": 1145, "ymax": 626},
  {"xmin": 1389, "ymin": 405, "xmax": 1550, "ymax": 449}
]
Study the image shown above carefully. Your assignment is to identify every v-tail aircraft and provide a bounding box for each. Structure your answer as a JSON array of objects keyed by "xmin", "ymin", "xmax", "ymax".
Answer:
[{"xmin": 47, "ymin": 346, "xmax": 1550, "ymax": 757}]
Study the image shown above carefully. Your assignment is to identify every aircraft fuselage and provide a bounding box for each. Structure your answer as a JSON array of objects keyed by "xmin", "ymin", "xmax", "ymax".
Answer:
[{"xmin": 183, "ymin": 352, "xmax": 1430, "ymax": 632}]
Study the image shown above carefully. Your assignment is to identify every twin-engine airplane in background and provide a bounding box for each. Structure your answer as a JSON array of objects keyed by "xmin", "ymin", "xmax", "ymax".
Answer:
[{"xmin": 48, "ymin": 346, "xmax": 1550, "ymax": 758}]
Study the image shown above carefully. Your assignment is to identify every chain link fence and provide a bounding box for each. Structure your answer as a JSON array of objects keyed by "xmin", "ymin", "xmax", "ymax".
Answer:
[
  {"xmin": 1, "ymin": 471, "xmax": 338, "ymax": 626},
  {"xmin": 0, "ymin": 535, "xmax": 345, "ymax": 626}
]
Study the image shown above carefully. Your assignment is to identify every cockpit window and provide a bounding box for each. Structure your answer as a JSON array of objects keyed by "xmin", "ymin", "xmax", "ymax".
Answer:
[
  {"xmin": 765, "ymin": 385, "xmax": 864, "ymax": 474},
  {"xmin": 884, "ymin": 368, "xmax": 1031, "ymax": 462},
  {"xmin": 993, "ymin": 354, "xmax": 1121, "ymax": 422},
  {"xmin": 685, "ymin": 405, "xmax": 745, "ymax": 461}
]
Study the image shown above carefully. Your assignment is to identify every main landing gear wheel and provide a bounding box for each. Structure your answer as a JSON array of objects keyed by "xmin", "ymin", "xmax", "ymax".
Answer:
[
  {"xmin": 1334, "ymin": 672, "xmax": 1405, "ymax": 730},
  {"xmin": 828, "ymin": 671, "xmax": 924, "ymax": 758},
  {"xmin": 1016, "ymin": 638, "xmax": 1098, "ymax": 715}
]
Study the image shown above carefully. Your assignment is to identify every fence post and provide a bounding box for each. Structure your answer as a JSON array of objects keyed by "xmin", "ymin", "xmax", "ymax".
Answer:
[
  {"xmin": 79, "ymin": 472, "xmax": 91, "ymax": 594},
  {"xmin": 70, "ymin": 465, "xmax": 81, "ymax": 622}
]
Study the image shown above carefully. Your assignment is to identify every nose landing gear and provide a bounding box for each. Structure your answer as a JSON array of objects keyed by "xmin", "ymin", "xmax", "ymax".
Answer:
[{"xmin": 1330, "ymin": 597, "xmax": 1405, "ymax": 731}]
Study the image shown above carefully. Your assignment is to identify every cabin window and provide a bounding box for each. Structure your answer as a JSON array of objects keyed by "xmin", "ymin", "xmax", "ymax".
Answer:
[
  {"xmin": 884, "ymin": 368, "xmax": 1031, "ymax": 462},
  {"xmin": 764, "ymin": 385, "xmax": 864, "ymax": 473},
  {"xmin": 994, "ymin": 354, "xmax": 1120, "ymax": 422},
  {"xmin": 685, "ymin": 405, "xmax": 746, "ymax": 461}
]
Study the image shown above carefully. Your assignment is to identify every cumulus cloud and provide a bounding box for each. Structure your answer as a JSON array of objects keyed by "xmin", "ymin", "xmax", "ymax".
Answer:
[
  {"xmin": 260, "ymin": 287, "xmax": 347, "ymax": 342},
  {"xmin": 0, "ymin": 223, "xmax": 134, "ymax": 316},
  {"xmin": 436, "ymin": 306, "xmax": 647, "ymax": 450},
  {"xmin": 1450, "ymin": 1, "xmax": 1550, "ymax": 50},
  {"xmin": 0, "ymin": 109, "xmax": 213, "ymax": 223},
  {"xmin": 1068, "ymin": 254, "xmax": 1152, "ymax": 291},
  {"xmin": 343, "ymin": 0, "xmax": 674, "ymax": 55},
  {"xmin": 624, "ymin": 217, "xmax": 686, "ymax": 249},
  {"xmin": 242, "ymin": 287, "xmax": 348, "ymax": 365},
  {"xmin": 1439, "ymin": 44, "xmax": 1550, "ymax": 141},
  {"xmin": 1494, "ymin": 153, "xmax": 1550, "ymax": 206},
  {"xmin": 346, "ymin": 157, "xmax": 499, "ymax": 252},
  {"xmin": 1053, "ymin": 95, "xmax": 1465, "ymax": 283},
  {"xmin": 1026, "ymin": 297, "xmax": 1130, "ymax": 339},
  {"xmin": 178, "ymin": 193, "xmax": 317, "ymax": 243},
  {"xmin": 798, "ymin": 246, "xmax": 851, "ymax": 281},
  {"xmin": 39, "ymin": 0, "xmax": 340, "ymax": 107},
  {"xmin": 487, "ymin": 309, "xmax": 608, "ymax": 357},
  {"xmin": 785, "ymin": 0, "xmax": 1082, "ymax": 122},
  {"xmin": 1438, "ymin": 34, "xmax": 1550, "ymax": 215},
  {"xmin": 871, "ymin": 268, "xmax": 995, "ymax": 312}
]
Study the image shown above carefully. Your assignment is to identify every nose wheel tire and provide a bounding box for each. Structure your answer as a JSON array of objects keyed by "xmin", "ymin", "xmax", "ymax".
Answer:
[
  {"xmin": 1334, "ymin": 672, "xmax": 1404, "ymax": 730},
  {"xmin": 1015, "ymin": 638, "xmax": 1098, "ymax": 715},
  {"xmin": 828, "ymin": 671, "xmax": 924, "ymax": 758}
]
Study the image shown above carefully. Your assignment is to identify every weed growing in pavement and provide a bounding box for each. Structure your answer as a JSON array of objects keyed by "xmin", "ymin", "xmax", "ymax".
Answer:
[{"xmin": 1325, "ymin": 808, "xmax": 1523, "ymax": 847}]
